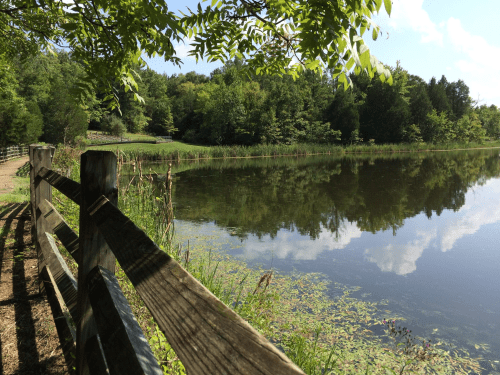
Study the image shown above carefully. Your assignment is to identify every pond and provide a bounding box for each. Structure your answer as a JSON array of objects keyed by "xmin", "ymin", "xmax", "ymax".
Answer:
[{"xmin": 139, "ymin": 149, "xmax": 500, "ymax": 372}]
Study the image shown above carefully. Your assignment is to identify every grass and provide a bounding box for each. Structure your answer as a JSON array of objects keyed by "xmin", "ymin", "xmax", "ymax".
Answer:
[
  {"xmin": 87, "ymin": 138, "xmax": 500, "ymax": 163},
  {"xmin": 46, "ymin": 149, "xmax": 484, "ymax": 374},
  {"xmin": 87, "ymin": 130, "xmax": 158, "ymax": 142},
  {"xmin": 0, "ymin": 175, "xmax": 30, "ymax": 203}
]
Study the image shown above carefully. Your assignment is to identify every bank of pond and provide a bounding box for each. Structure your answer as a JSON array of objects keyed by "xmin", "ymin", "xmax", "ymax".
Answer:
[
  {"xmin": 88, "ymin": 139, "xmax": 500, "ymax": 163},
  {"xmin": 52, "ymin": 147, "xmax": 500, "ymax": 374}
]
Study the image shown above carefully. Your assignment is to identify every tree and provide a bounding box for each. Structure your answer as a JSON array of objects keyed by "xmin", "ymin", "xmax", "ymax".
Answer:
[
  {"xmin": 423, "ymin": 109, "xmax": 455, "ymax": 143},
  {"xmin": 40, "ymin": 53, "xmax": 91, "ymax": 144},
  {"xmin": 1, "ymin": 0, "xmax": 393, "ymax": 108},
  {"xmin": 407, "ymin": 74, "xmax": 432, "ymax": 128},
  {"xmin": 476, "ymin": 104, "xmax": 500, "ymax": 139},
  {"xmin": 428, "ymin": 77, "xmax": 451, "ymax": 114},
  {"xmin": 195, "ymin": 82, "xmax": 247, "ymax": 144},
  {"xmin": 326, "ymin": 87, "xmax": 360, "ymax": 144},
  {"xmin": 445, "ymin": 79, "xmax": 472, "ymax": 120},
  {"xmin": 101, "ymin": 114, "xmax": 127, "ymax": 136},
  {"xmin": 0, "ymin": 55, "xmax": 43, "ymax": 146},
  {"xmin": 454, "ymin": 112, "xmax": 485, "ymax": 143},
  {"xmin": 359, "ymin": 63, "xmax": 411, "ymax": 143}
]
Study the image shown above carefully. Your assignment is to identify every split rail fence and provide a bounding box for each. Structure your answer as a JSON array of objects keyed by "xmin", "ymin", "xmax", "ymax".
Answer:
[
  {"xmin": 29, "ymin": 145, "xmax": 304, "ymax": 375},
  {"xmin": 1, "ymin": 145, "xmax": 29, "ymax": 163}
]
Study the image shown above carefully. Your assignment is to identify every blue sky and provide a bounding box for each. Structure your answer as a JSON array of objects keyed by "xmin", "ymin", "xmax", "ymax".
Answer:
[{"xmin": 145, "ymin": 0, "xmax": 500, "ymax": 107}]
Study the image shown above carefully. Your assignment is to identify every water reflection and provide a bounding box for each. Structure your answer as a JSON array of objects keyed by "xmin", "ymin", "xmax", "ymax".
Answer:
[
  {"xmin": 138, "ymin": 149, "xmax": 500, "ymax": 365},
  {"xmin": 239, "ymin": 221, "xmax": 363, "ymax": 261},
  {"xmin": 365, "ymin": 227, "xmax": 437, "ymax": 275},
  {"xmin": 168, "ymin": 150, "xmax": 500, "ymax": 242},
  {"xmin": 439, "ymin": 179, "xmax": 500, "ymax": 252}
]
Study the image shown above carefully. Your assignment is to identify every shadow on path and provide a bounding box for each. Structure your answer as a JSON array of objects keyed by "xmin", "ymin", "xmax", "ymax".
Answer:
[{"xmin": 0, "ymin": 203, "xmax": 67, "ymax": 374}]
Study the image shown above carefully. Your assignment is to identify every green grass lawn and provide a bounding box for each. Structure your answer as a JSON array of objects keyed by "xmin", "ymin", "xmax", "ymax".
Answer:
[
  {"xmin": 0, "ymin": 176, "xmax": 30, "ymax": 203},
  {"xmin": 86, "ymin": 130, "xmax": 158, "ymax": 142},
  {"xmin": 88, "ymin": 141, "xmax": 210, "ymax": 154}
]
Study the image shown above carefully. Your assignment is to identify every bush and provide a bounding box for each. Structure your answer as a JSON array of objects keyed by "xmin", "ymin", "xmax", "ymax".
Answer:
[{"xmin": 101, "ymin": 114, "xmax": 127, "ymax": 136}]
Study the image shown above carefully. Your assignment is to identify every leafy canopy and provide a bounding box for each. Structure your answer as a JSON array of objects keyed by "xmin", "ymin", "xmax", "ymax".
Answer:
[
  {"xmin": 183, "ymin": 0, "xmax": 393, "ymax": 87},
  {"xmin": 1, "ymin": 0, "xmax": 392, "ymax": 106}
]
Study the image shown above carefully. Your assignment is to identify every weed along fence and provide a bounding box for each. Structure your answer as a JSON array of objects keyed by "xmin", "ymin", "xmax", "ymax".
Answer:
[
  {"xmin": 29, "ymin": 145, "xmax": 305, "ymax": 375},
  {"xmin": 0, "ymin": 145, "xmax": 29, "ymax": 163}
]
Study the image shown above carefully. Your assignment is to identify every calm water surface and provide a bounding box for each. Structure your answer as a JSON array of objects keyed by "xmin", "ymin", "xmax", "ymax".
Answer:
[{"xmin": 145, "ymin": 150, "xmax": 500, "ymax": 370}]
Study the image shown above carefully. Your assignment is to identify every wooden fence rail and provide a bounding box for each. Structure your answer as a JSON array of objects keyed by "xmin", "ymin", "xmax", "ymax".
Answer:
[
  {"xmin": 0, "ymin": 145, "xmax": 29, "ymax": 163},
  {"xmin": 29, "ymin": 145, "xmax": 305, "ymax": 375}
]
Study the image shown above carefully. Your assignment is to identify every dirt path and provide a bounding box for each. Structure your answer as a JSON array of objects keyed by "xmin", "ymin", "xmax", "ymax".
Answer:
[
  {"xmin": 0, "ymin": 158, "xmax": 70, "ymax": 374},
  {"xmin": 0, "ymin": 157, "xmax": 29, "ymax": 196}
]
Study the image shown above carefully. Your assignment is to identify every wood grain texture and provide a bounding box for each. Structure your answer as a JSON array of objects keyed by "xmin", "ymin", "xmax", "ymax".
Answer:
[
  {"xmin": 39, "ymin": 199, "xmax": 80, "ymax": 264},
  {"xmin": 82, "ymin": 335, "xmax": 109, "ymax": 375},
  {"xmin": 89, "ymin": 196, "xmax": 305, "ymax": 375},
  {"xmin": 39, "ymin": 266, "xmax": 77, "ymax": 374},
  {"xmin": 39, "ymin": 231, "xmax": 79, "ymax": 322},
  {"xmin": 29, "ymin": 145, "xmax": 41, "ymax": 240},
  {"xmin": 76, "ymin": 151, "xmax": 118, "ymax": 375},
  {"xmin": 87, "ymin": 265, "xmax": 162, "ymax": 375},
  {"xmin": 33, "ymin": 147, "xmax": 54, "ymax": 292},
  {"xmin": 38, "ymin": 166, "xmax": 82, "ymax": 206}
]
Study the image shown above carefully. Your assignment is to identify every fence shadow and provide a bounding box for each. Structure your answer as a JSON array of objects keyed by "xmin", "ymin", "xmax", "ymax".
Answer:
[
  {"xmin": 0, "ymin": 203, "xmax": 28, "ymax": 374},
  {"xmin": 12, "ymin": 205, "xmax": 42, "ymax": 374},
  {"xmin": 1, "ymin": 203, "xmax": 67, "ymax": 374}
]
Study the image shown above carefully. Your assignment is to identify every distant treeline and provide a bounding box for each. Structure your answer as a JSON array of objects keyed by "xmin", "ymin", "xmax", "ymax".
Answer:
[{"xmin": 1, "ymin": 51, "xmax": 500, "ymax": 147}]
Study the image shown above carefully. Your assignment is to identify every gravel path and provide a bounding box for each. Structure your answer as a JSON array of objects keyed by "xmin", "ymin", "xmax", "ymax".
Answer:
[
  {"xmin": 0, "ymin": 157, "xmax": 70, "ymax": 374},
  {"xmin": 0, "ymin": 157, "xmax": 29, "ymax": 196}
]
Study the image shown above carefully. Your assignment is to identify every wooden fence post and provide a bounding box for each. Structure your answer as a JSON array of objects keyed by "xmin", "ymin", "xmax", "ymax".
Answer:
[
  {"xmin": 29, "ymin": 144, "xmax": 39, "ymax": 239},
  {"xmin": 76, "ymin": 150, "xmax": 117, "ymax": 374},
  {"xmin": 31, "ymin": 146, "xmax": 55, "ymax": 289}
]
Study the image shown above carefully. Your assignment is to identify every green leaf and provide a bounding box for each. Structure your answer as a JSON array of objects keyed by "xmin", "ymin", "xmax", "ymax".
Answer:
[
  {"xmin": 384, "ymin": 0, "xmax": 392, "ymax": 15},
  {"xmin": 60, "ymin": 23, "xmax": 78, "ymax": 31},
  {"xmin": 359, "ymin": 45, "xmax": 370, "ymax": 68},
  {"xmin": 372, "ymin": 27, "xmax": 378, "ymax": 41}
]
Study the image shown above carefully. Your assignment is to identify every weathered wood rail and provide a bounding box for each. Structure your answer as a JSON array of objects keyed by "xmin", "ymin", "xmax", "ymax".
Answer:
[
  {"xmin": 29, "ymin": 145, "xmax": 305, "ymax": 375},
  {"xmin": 0, "ymin": 145, "xmax": 29, "ymax": 163}
]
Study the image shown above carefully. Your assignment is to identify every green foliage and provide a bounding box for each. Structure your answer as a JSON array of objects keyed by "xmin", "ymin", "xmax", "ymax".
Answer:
[
  {"xmin": 476, "ymin": 104, "xmax": 500, "ymax": 139},
  {"xmin": 1, "ymin": 0, "xmax": 394, "ymax": 110},
  {"xmin": 427, "ymin": 76, "xmax": 451, "ymax": 115},
  {"xmin": 182, "ymin": 0, "xmax": 392, "ymax": 86},
  {"xmin": 402, "ymin": 124, "xmax": 423, "ymax": 144},
  {"xmin": 101, "ymin": 114, "xmax": 127, "ymax": 137},
  {"xmin": 423, "ymin": 109, "xmax": 455, "ymax": 143},
  {"xmin": 454, "ymin": 112, "xmax": 486, "ymax": 143},
  {"xmin": 0, "ymin": 55, "xmax": 43, "ymax": 146},
  {"xmin": 359, "ymin": 63, "xmax": 411, "ymax": 143},
  {"xmin": 0, "ymin": 47, "xmax": 486, "ymax": 151}
]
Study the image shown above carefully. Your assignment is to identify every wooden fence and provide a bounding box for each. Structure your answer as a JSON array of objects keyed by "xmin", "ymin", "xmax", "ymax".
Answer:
[
  {"xmin": 29, "ymin": 145, "xmax": 305, "ymax": 375},
  {"xmin": 0, "ymin": 145, "xmax": 29, "ymax": 163}
]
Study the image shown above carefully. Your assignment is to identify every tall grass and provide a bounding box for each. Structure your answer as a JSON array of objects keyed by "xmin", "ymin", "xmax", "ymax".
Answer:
[{"xmin": 89, "ymin": 140, "xmax": 500, "ymax": 163}]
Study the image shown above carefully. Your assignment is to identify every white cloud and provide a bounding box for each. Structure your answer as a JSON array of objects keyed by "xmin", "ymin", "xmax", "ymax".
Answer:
[
  {"xmin": 364, "ymin": 229, "xmax": 436, "ymax": 275},
  {"xmin": 382, "ymin": 0, "xmax": 443, "ymax": 45},
  {"xmin": 239, "ymin": 222, "xmax": 363, "ymax": 261},
  {"xmin": 446, "ymin": 18, "xmax": 500, "ymax": 70},
  {"xmin": 172, "ymin": 38, "xmax": 197, "ymax": 60},
  {"xmin": 440, "ymin": 180, "xmax": 500, "ymax": 252},
  {"xmin": 446, "ymin": 17, "xmax": 500, "ymax": 106}
]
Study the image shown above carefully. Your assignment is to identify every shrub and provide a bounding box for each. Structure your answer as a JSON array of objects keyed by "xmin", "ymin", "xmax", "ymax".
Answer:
[{"xmin": 101, "ymin": 114, "xmax": 127, "ymax": 136}]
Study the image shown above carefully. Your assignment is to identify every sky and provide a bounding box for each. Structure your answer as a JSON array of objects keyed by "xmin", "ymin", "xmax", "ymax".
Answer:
[{"xmin": 145, "ymin": 0, "xmax": 500, "ymax": 107}]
